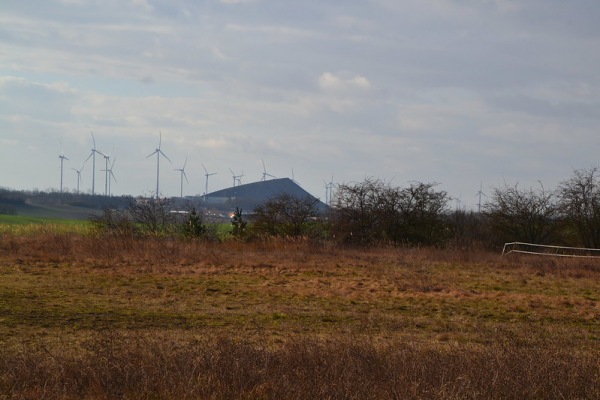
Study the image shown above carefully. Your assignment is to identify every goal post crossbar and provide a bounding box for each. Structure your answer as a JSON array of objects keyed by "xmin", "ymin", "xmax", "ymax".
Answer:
[{"xmin": 502, "ymin": 242, "xmax": 600, "ymax": 258}]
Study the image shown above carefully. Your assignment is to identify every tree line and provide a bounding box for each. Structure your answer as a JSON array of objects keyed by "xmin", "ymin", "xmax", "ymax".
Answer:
[
  {"xmin": 7, "ymin": 166, "xmax": 600, "ymax": 249},
  {"xmin": 249, "ymin": 166, "xmax": 600, "ymax": 249},
  {"xmin": 84, "ymin": 166, "xmax": 600, "ymax": 249}
]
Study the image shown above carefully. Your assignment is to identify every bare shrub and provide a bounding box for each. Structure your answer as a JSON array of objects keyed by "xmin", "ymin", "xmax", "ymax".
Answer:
[
  {"xmin": 332, "ymin": 178, "xmax": 450, "ymax": 246},
  {"xmin": 89, "ymin": 207, "xmax": 136, "ymax": 237},
  {"xmin": 559, "ymin": 166, "xmax": 600, "ymax": 247},
  {"xmin": 483, "ymin": 182, "xmax": 561, "ymax": 245},
  {"xmin": 251, "ymin": 193, "xmax": 322, "ymax": 238}
]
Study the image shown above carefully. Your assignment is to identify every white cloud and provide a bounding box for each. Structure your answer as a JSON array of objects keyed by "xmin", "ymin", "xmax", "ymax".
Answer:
[{"xmin": 318, "ymin": 72, "xmax": 371, "ymax": 92}]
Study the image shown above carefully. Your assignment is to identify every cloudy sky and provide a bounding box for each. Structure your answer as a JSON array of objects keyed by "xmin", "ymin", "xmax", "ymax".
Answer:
[{"xmin": 1, "ymin": 0, "xmax": 599, "ymax": 208}]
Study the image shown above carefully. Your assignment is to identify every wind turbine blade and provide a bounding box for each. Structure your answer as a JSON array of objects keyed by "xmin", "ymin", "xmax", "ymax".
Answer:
[
  {"xmin": 183, "ymin": 170, "xmax": 188, "ymax": 183},
  {"xmin": 59, "ymin": 139, "xmax": 67, "ymax": 158},
  {"xmin": 91, "ymin": 131, "xmax": 96, "ymax": 149},
  {"xmin": 84, "ymin": 152, "xmax": 94, "ymax": 163},
  {"xmin": 202, "ymin": 163, "xmax": 208, "ymax": 174},
  {"xmin": 159, "ymin": 150, "xmax": 172, "ymax": 163},
  {"xmin": 158, "ymin": 131, "xmax": 162, "ymax": 150},
  {"xmin": 183, "ymin": 157, "xmax": 187, "ymax": 170},
  {"xmin": 146, "ymin": 150, "xmax": 158, "ymax": 159},
  {"xmin": 110, "ymin": 158, "xmax": 116, "ymax": 169}
]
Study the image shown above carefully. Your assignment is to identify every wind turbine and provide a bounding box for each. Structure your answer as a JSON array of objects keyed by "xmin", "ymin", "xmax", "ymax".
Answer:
[
  {"xmin": 323, "ymin": 174, "xmax": 335, "ymax": 206},
  {"xmin": 229, "ymin": 168, "xmax": 244, "ymax": 187},
  {"xmin": 202, "ymin": 163, "xmax": 217, "ymax": 200},
  {"xmin": 175, "ymin": 157, "xmax": 188, "ymax": 198},
  {"xmin": 476, "ymin": 182, "xmax": 487, "ymax": 213},
  {"xmin": 84, "ymin": 131, "xmax": 104, "ymax": 195},
  {"xmin": 108, "ymin": 158, "xmax": 117, "ymax": 196},
  {"xmin": 146, "ymin": 131, "xmax": 171, "ymax": 198},
  {"xmin": 72, "ymin": 164, "xmax": 85, "ymax": 194},
  {"xmin": 101, "ymin": 158, "xmax": 117, "ymax": 196},
  {"xmin": 261, "ymin": 159, "xmax": 276, "ymax": 181},
  {"xmin": 454, "ymin": 194, "xmax": 463, "ymax": 211},
  {"xmin": 58, "ymin": 141, "xmax": 69, "ymax": 193},
  {"xmin": 101, "ymin": 148, "xmax": 114, "ymax": 196}
]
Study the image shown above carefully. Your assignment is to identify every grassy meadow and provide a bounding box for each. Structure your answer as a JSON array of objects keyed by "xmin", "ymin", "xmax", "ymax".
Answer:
[{"xmin": 0, "ymin": 225, "xmax": 598, "ymax": 399}]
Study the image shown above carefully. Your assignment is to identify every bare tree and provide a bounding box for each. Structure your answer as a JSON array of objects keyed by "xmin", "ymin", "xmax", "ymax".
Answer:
[
  {"xmin": 559, "ymin": 167, "xmax": 600, "ymax": 248},
  {"xmin": 251, "ymin": 194, "xmax": 321, "ymax": 237},
  {"xmin": 128, "ymin": 197, "xmax": 177, "ymax": 236},
  {"xmin": 331, "ymin": 179, "xmax": 450, "ymax": 245},
  {"xmin": 483, "ymin": 182, "xmax": 561, "ymax": 244},
  {"xmin": 396, "ymin": 182, "xmax": 450, "ymax": 245},
  {"xmin": 331, "ymin": 178, "xmax": 387, "ymax": 244}
]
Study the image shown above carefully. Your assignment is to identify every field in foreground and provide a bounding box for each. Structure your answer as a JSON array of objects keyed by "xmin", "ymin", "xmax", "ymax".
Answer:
[{"xmin": 0, "ymin": 231, "xmax": 598, "ymax": 399}]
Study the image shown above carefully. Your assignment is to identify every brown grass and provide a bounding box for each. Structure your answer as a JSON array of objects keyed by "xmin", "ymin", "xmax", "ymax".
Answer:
[
  {"xmin": 0, "ymin": 231, "xmax": 599, "ymax": 399},
  {"xmin": 2, "ymin": 332, "xmax": 598, "ymax": 400}
]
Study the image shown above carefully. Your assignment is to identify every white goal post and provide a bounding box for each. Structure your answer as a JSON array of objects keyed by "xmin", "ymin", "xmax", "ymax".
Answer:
[{"xmin": 502, "ymin": 242, "xmax": 600, "ymax": 259}]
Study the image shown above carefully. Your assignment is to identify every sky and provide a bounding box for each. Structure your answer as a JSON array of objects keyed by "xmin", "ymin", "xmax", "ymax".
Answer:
[{"xmin": 1, "ymin": 0, "xmax": 599, "ymax": 209}]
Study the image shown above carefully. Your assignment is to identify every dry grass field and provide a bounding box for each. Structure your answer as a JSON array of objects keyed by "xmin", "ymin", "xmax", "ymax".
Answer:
[{"xmin": 0, "ymin": 229, "xmax": 599, "ymax": 399}]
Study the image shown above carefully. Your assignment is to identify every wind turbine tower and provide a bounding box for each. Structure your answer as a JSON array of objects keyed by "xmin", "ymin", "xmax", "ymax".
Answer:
[
  {"xmin": 101, "ymin": 158, "xmax": 117, "ymax": 196},
  {"xmin": 324, "ymin": 174, "xmax": 335, "ymax": 206},
  {"xmin": 72, "ymin": 164, "xmax": 85, "ymax": 194},
  {"xmin": 102, "ymin": 148, "xmax": 114, "ymax": 196},
  {"xmin": 476, "ymin": 182, "xmax": 486, "ymax": 213},
  {"xmin": 58, "ymin": 142, "xmax": 69, "ymax": 193},
  {"xmin": 146, "ymin": 131, "xmax": 171, "ymax": 198},
  {"xmin": 175, "ymin": 157, "xmax": 188, "ymax": 198},
  {"xmin": 84, "ymin": 132, "xmax": 104, "ymax": 195},
  {"xmin": 107, "ymin": 158, "xmax": 117, "ymax": 196},
  {"xmin": 202, "ymin": 163, "xmax": 217, "ymax": 200}
]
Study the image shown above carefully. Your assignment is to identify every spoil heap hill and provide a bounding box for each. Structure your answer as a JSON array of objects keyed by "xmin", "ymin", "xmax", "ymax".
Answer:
[{"xmin": 205, "ymin": 178, "xmax": 328, "ymax": 212}]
